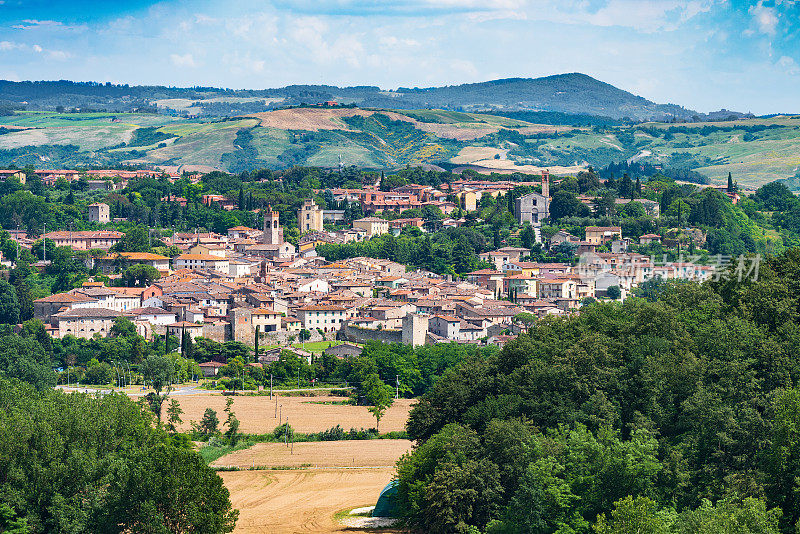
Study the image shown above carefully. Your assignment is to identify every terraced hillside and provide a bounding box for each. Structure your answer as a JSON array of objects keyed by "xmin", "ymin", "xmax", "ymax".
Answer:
[{"xmin": 1, "ymin": 108, "xmax": 799, "ymax": 188}]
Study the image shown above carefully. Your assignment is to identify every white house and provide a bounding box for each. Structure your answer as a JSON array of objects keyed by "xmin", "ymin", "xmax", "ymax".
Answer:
[
  {"xmin": 297, "ymin": 278, "xmax": 330, "ymax": 294},
  {"xmin": 228, "ymin": 260, "xmax": 252, "ymax": 278},
  {"xmin": 296, "ymin": 305, "xmax": 346, "ymax": 332},
  {"xmin": 125, "ymin": 307, "xmax": 176, "ymax": 326},
  {"xmin": 174, "ymin": 254, "xmax": 230, "ymax": 272},
  {"xmin": 428, "ymin": 315, "xmax": 461, "ymax": 340}
]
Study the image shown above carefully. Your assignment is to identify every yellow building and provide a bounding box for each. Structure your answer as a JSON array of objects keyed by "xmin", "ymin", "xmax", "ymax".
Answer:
[
  {"xmin": 353, "ymin": 217, "xmax": 389, "ymax": 237},
  {"xmin": 298, "ymin": 199, "xmax": 324, "ymax": 233}
]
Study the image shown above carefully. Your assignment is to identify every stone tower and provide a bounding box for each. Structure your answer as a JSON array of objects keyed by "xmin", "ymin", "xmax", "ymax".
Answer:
[
  {"xmin": 262, "ymin": 206, "xmax": 284, "ymax": 245},
  {"xmin": 402, "ymin": 314, "xmax": 428, "ymax": 347},
  {"xmin": 541, "ymin": 169, "xmax": 550, "ymax": 198},
  {"xmin": 298, "ymin": 199, "xmax": 323, "ymax": 233}
]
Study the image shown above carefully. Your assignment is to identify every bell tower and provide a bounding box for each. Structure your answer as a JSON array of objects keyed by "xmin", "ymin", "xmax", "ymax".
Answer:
[
  {"xmin": 541, "ymin": 169, "xmax": 550, "ymax": 198},
  {"xmin": 262, "ymin": 206, "xmax": 284, "ymax": 245}
]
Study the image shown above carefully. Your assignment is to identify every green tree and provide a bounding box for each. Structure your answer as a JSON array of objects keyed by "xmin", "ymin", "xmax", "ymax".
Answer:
[
  {"xmin": 97, "ymin": 443, "xmax": 238, "ymax": 533},
  {"xmin": 673, "ymin": 497, "xmax": 780, "ymax": 534},
  {"xmin": 0, "ymin": 503, "xmax": 29, "ymax": 534},
  {"xmin": 0, "ymin": 378, "xmax": 237, "ymax": 533},
  {"xmin": 594, "ymin": 496, "xmax": 672, "ymax": 534},
  {"xmin": 113, "ymin": 226, "xmax": 151, "ymax": 253},
  {"xmin": 166, "ymin": 398, "xmax": 184, "ymax": 433},
  {"xmin": 550, "ymin": 190, "xmax": 586, "ymax": 220},
  {"xmin": 82, "ymin": 359, "xmax": 114, "ymax": 385},
  {"xmin": 0, "ymin": 333, "xmax": 56, "ymax": 389},
  {"xmin": 121, "ymin": 264, "xmax": 161, "ymax": 287},
  {"xmin": 200, "ymin": 408, "xmax": 220, "ymax": 436},
  {"xmin": 110, "ymin": 316, "xmax": 137, "ymax": 338},
  {"xmin": 142, "ymin": 355, "xmax": 175, "ymax": 422},
  {"xmin": 363, "ymin": 373, "xmax": 394, "ymax": 431},
  {"xmin": 520, "ymin": 224, "xmax": 535, "ymax": 250},
  {"xmin": 452, "ymin": 235, "xmax": 475, "ymax": 275},
  {"xmin": 11, "ymin": 277, "xmax": 33, "ymax": 322},
  {"xmin": 223, "ymin": 397, "xmax": 241, "ymax": 445},
  {"xmin": 606, "ymin": 285, "xmax": 621, "ymax": 300},
  {"xmin": 0, "ymin": 279, "xmax": 20, "ymax": 324}
]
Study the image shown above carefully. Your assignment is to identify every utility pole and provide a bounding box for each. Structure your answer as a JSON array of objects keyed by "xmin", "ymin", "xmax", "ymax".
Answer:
[
  {"xmin": 270, "ymin": 373, "xmax": 273, "ymax": 399},
  {"xmin": 396, "ymin": 375, "xmax": 399, "ymax": 399},
  {"xmin": 42, "ymin": 223, "xmax": 46, "ymax": 264}
]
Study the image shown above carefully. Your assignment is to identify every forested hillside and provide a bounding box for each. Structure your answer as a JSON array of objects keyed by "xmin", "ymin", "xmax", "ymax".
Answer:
[
  {"xmin": 399, "ymin": 249, "xmax": 800, "ymax": 533},
  {"xmin": 0, "ymin": 74, "xmax": 707, "ymax": 120}
]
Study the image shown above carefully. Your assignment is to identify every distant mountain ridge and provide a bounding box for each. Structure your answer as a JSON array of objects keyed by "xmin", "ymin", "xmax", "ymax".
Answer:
[{"xmin": 0, "ymin": 73, "xmax": 748, "ymax": 122}]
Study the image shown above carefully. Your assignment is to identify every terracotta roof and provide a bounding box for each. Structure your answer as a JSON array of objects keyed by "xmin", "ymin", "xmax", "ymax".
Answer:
[
  {"xmin": 35, "ymin": 293, "xmax": 96, "ymax": 303},
  {"xmin": 176, "ymin": 254, "xmax": 226, "ymax": 261},
  {"xmin": 167, "ymin": 321, "xmax": 204, "ymax": 328}
]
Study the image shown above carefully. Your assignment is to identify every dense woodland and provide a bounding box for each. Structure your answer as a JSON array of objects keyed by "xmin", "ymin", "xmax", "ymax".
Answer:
[{"xmin": 397, "ymin": 249, "xmax": 800, "ymax": 533}]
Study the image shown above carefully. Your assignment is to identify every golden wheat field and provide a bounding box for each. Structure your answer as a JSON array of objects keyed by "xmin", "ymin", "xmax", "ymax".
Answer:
[
  {"xmin": 220, "ymin": 468, "xmax": 400, "ymax": 534},
  {"xmin": 174, "ymin": 393, "xmax": 414, "ymax": 434},
  {"xmin": 212, "ymin": 439, "xmax": 413, "ymax": 469}
]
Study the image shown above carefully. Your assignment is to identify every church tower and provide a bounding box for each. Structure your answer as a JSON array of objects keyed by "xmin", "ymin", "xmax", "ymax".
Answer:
[
  {"xmin": 541, "ymin": 169, "xmax": 550, "ymax": 198},
  {"xmin": 262, "ymin": 206, "xmax": 284, "ymax": 245}
]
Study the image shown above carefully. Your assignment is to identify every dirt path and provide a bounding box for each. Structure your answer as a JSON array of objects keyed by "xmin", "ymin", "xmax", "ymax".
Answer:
[{"xmin": 220, "ymin": 469, "xmax": 399, "ymax": 533}]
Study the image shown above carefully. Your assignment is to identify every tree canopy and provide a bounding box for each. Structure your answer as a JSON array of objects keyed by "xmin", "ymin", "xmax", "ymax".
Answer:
[{"xmin": 399, "ymin": 249, "xmax": 800, "ymax": 533}]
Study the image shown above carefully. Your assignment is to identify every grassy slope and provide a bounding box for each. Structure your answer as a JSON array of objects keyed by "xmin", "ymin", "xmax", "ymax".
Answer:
[{"xmin": 1, "ymin": 110, "xmax": 799, "ymax": 187}]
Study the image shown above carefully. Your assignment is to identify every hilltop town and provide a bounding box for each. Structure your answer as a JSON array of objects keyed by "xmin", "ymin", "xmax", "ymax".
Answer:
[{"xmin": 0, "ymin": 167, "xmax": 737, "ymax": 362}]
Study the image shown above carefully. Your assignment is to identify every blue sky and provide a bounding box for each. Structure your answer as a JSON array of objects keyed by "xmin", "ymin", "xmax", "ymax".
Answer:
[{"xmin": 0, "ymin": 0, "xmax": 798, "ymax": 114}]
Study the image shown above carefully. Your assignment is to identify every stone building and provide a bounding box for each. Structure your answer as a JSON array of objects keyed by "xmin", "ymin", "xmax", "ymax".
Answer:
[
  {"xmin": 263, "ymin": 206, "xmax": 284, "ymax": 245},
  {"xmin": 298, "ymin": 199, "xmax": 324, "ymax": 233},
  {"xmin": 87, "ymin": 203, "xmax": 110, "ymax": 223},
  {"xmin": 515, "ymin": 170, "xmax": 550, "ymax": 226}
]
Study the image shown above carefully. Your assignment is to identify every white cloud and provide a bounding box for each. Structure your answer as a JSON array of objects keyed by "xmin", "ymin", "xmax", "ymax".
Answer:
[
  {"xmin": 750, "ymin": 1, "xmax": 779, "ymax": 36},
  {"xmin": 379, "ymin": 36, "xmax": 420, "ymax": 47},
  {"xmin": 32, "ymin": 44, "xmax": 43, "ymax": 53},
  {"xmin": 778, "ymin": 55, "xmax": 799, "ymax": 75},
  {"xmin": 288, "ymin": 16, "xmax": 366, "ymax": 67},
  {"xmin": 47, "ymin": 50, "xmax": 71, "ymax": 61},
  {"xmin": 223, "ymin": 51, "xmax": 265, "ymax": 74},
  {"xmin": 170, "ymin": 53, "xmax": 196, "ymax": 67}
]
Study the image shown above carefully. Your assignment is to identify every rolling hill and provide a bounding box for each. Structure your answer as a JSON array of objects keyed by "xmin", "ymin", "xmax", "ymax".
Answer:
[
  {"xmin": 0, "ymin": 107, "xmax": 798, "ymax": 189},
  {"xmin": 0, "ymin": 74, "xmax": 744, "ymax": 121}
]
